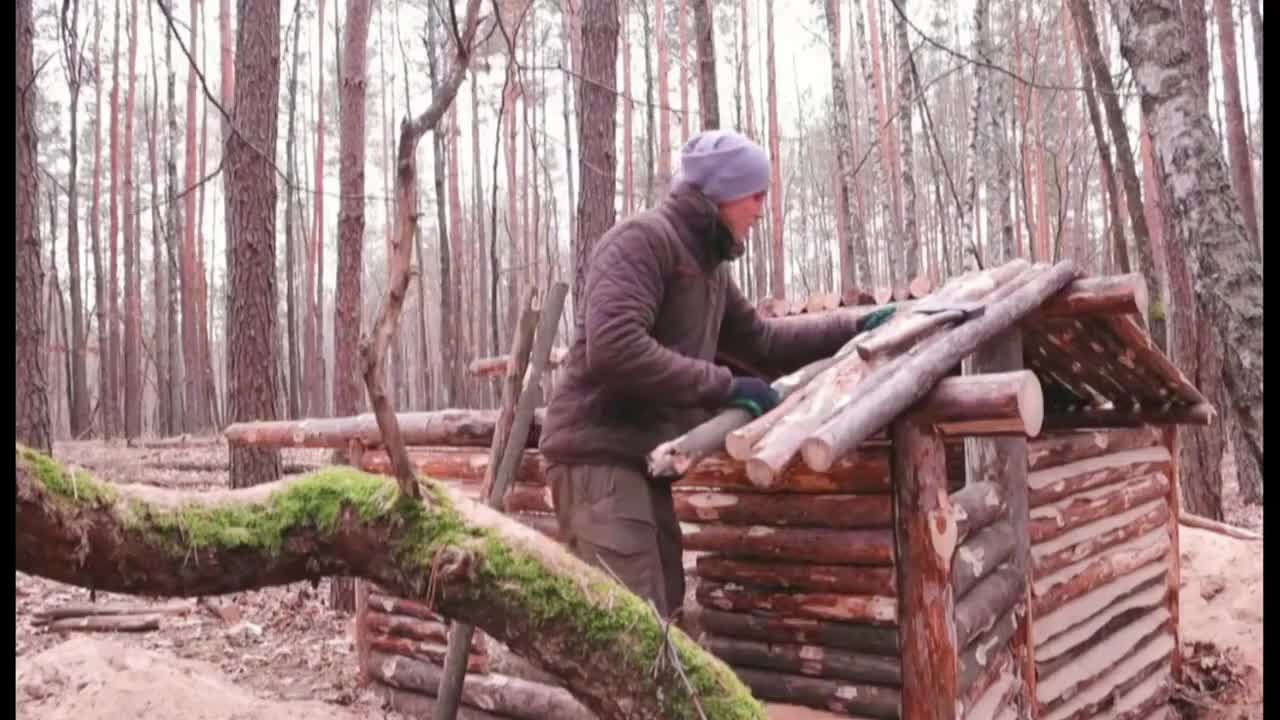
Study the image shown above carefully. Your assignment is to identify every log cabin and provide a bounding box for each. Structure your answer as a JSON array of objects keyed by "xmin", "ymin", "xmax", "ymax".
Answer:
[{"xmin": 225, "ymin": 259, "xmax": 1203, "ymax": 719}]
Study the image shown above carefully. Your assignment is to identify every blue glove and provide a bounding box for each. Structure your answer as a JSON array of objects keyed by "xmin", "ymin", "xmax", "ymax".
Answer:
[
  {"xmin": 860, "ymin": 304, "xmax": 896, "ymax": 332},
  {"xmin": 728, "ymin": 377, "xmax": 781, "ymax": 418}
]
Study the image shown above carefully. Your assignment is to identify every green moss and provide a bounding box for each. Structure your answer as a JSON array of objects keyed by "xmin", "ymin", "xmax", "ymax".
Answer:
[{"xmin": 18, "ymin": 444, "xmax": 119, "ymax": 506}]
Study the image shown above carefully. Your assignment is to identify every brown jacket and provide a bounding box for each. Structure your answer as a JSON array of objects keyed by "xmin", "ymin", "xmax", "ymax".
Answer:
[{"xmin": 539, "ymin": 187, "xmax": 861, "ymax": 471}]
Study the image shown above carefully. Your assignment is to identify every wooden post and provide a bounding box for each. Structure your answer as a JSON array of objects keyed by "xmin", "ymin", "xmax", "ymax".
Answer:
[
  {"xmin": 893, "ymin": 419, "xmax": 959, "ymax": 719},
  {"xmin": 1162, "ymin": 425, "xmax": 1182, "ymax": 682},
  {"xmin": 966, "ymin": 328, "xmax": 1036, "ymax": 717}
]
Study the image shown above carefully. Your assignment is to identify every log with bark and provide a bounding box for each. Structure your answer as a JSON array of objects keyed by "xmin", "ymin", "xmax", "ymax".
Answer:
[
  {"xmin": 800, "ymin": 261, "xmax": 1080, "ymax": 473},
  {"xmin": 32, "ymin": 601, "xmax": 192, "ymax": 624},
  {"xmin": 954, "ymin": 563, "xmax": 1026, "ymax": 650},
  {"xmin": 910, "ymin": 370, "xmax": 1044, "ymax": 438},
  {"xmin": 1027, "ymin": 427, "xmax": 1161, "ymax": 472},
  {"xmin": 696, "ymin": 609, "xmax": 900, "ymax": 656},
  {"xmin": 41, "ymin": 615, "xmax": 162, "ymax": 633},
  {"xmin": 1032, "ymin": 500, "xmax": 1170, "ymax": 578},
  {"xmin": 681, "ymin": 524, "xmax": 893, "ymax": 564},
  {"xmin": 676, "ymin": 448, "xmax": 892, "ymax": 494},
  {"xmin": 1028, "ymin": 445, "xmax": 1172, "ymax": 508},
  {"xmin": 359, "ymin": 447, "xmax": 545, "ymax": 485},
  {"xmin": 1034, "ymin": 562, "xmax": 1168, "ymax": 646},
  {"xmin": 952, "ymin": 520, "xmax": 1017, "ymax": 600},
  {"xmin": 365, "ymin": 608, "xmax": 451, "ymax": 644},
  {"xmin": 695, "ymin": 581, "xmax": 896, "ymax": 625},
  {"xmin": 1032, "ymin": 530, "xmax": 1170, "ymax": 618},
  {"xmin": 1032, "ymin": 272, "xmax": 1150, "ymax": 324},
  {"xmin": 703, "ymin": 634, "xmax": 901, "ymax": 685},
  {"xmin": 733, "ymin": 667, "xmax": 901, "ymax": 720},
  {"xmin": 13, "ymin": 446, "xmax": 764, "ymax": 719},
  {"xmin": 1029, "ymin": 472, "xmax": 1171, "ymax": 544},
  {"xmin": 1035, "ymin": 606, "xmax": 1171, "ymax": 705},
  {"xmin": 369, "ymin": 650, "xmax": 595, "ymax": 720},
  {"xmin": 1179, "ymin": 512, "xmax": 1264, "ymax": 540},
  {"xmin": 377, "ymin": 685, "xmax": 509, "ymax": 720},
  {"xmin": 960, "ymin": 648, "xmax": 1016, "ymax": 720},
  {"xmin": 1040, "ymin": 403, "xmax": 1215, "ymax": 431},
  {"xmin": 1038, "ymin": 629, "xmax": 1174, "ymax": 720},
  {"xmin": 674, "ymin": 491, "xmax": 892, "ymax": 529},
  {"xmin": 369, "ymin": 634, "xmax": 490, "ymax": 673},
  {"xmin": 951, "ymin": 481, "xmax": 1008, "ymax": 544},
  {"xmin": 468, "ymin": 346, "xmax": 569, "ymax": 378},
  {"xmin": 958, "ymin": 607, "xmax": 1017, "ymax": 699},
  {"xmin": 224, "ymin": 409, "xmax": 546, "ymax": 450},
  {"xmin": 695, "ymin": 556, "xmax": 896, "ymax": 595},
  {"xmin": 1033, "ymin": 581, "xmax": 1165, "ymax": 680}
]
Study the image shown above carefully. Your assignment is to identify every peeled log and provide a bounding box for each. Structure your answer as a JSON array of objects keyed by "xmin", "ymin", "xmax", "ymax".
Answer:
[
  {"xmin": 802, "ymin": 261, "xmax": 1079, "ymax": 472},
  {"xmin": 681, "ymin": 524, "xmax": 894, "ymax": 565},
  {"xmin": 369, "ymin": 650, "xmax": 595, "ymax": 720},
  {"xmin": 13, "ymin": 447, "xmax": 762, "ymax": 719},
  {"xmin": 1036, "ymin": 607, "xmax": 1171, "ymax": 707},
  {"xmin": 360, "ymin": 446, "xmax": 546, "ymax": 486},
  {"xmin": 468, "ymin": 347, "xmax": 569, "ymax": 378},
  {"xmin": 224, "ymin": 409, "xmax": 545, "ymax": 449},
  {"xmin": 1032, "ymin": 530, "xmax": 1170, "ymax": 618},
  {"xmin": 1032, "ymin": 500, "xmax": 1170, "ymax": 578},
  {"xmin": 696, "ymin": 556, "xmax": 896, "ymax": 595},
  {"xmin": 734, "ymin": 667, "xmax": 901, "ymax": 720},
  {"xmin": 1028, "ymin": 445, "xmax": 1172, "ymax": 508},
  {"xmin": 909, "ymin": 274, "xmax": 933, "ymax": 298},
  {"xmin": 369, "ymin": 635, "xmax": 490, "ymax": 673},
  {"xmin": 674, "ymin": 491, "xmax": 892, "ymax": 529},
  {"xmin": 912, "ymin": 370, "xmax": 1045, "ymax": 437},
  {"xmin": 43, "ymin": 615, "xmax": 161, "ymax": 633},
  {"xmin": 696, "ymin": 582, "xmax": 897, "ymax": 625},
  {"xmin": 703, "ymin": 634, "xmax": 901, "ymax": 685},
  {"xmin": 1032, "ymin": 273, "xmax": 1150, "ymax": 324},
  {"xmin": 674, "ymin": 449, "xmax": 891, "ymax": 494},
  {"xmin": 1029, "ymin": 473, "xmax": 1170, "ymax": 544},
  {"xmin": 1027, "ymin": 428, "xmax": 1161, "ymax": 471},
  {"xmin": 697, "ymin": 609, "xmax": 899, "ymax": 656}
]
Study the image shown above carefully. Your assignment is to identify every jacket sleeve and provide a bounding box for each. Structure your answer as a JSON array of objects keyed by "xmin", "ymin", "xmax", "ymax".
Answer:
[
  {"xmin": 582, "ymin": 230, "xmax": 735, "ymax": 406},
  {"xmin": 717, "ymin": 280, "xmax": 861, "ymax": 375}
]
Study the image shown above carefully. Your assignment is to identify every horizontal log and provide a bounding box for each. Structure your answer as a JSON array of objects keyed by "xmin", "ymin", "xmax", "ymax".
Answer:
[
  {"xmin": 1027, "ymin": 427, "xmax": 1161, "ymax": 471},
  {"xmin": 1035, "ymin": 600, "xmax": 1166, "ymax": 685},
  {"xmin": 1032, "ymin": 529, "xmax": 1170, "ymax": 617},
  {"xmin": 963, "ymin": 659, "xmax": 1018, "ymax": 720},
  {"xmin": 681, "ymin": 524, "xmax": 894, "ymax": 565},
  {"xmin": 703, "ymin": 634, "xmax": 901, "ymax": 686},
  {"xmin": 952, "ymin": 520, "xmax": 1017, "ymax": 600},
  {"xmin": 369, "ymin": 635, "xmax": 490, "ymax": 673},
  {"xmin": 1028, "ymin": 445, "xmax": 1172, "ymax": 508},
  {"xmin": 1034, "ymin": 576, "xmax": 1166, "ymax": 667},
  {"xmin": 1032, "ymin": 499, "xmax": 1169, "ymax": 578},
  {"xmin": 32, "ymin": 601, "xmax": 192, "ymax": 623},
  {"xmin": 696, "ymin": 582, "xmax": 897, "ymax": 625},
  {"xmin": 696, "ymin": 556, "xmax": 896, "ymax": 595},
  {"xmin": 1033, "ymin": 273, "xmax": 1150, "ymax": 322},
  {"xmin": 224, "ymin": 408, "xmax": 545, "ymax": 449},
  {"xmin": 43, "ymin": 614, "xmax": 161, "ymax": 632},
  {"xmin": 1035, "ymin": 562, "xmax": 1167, "ymax": 646},
  {"xmin": 376, "ymin": 685, "xmax": 508, "ymax": 720},
  {"xmin": 910, "ymin": 371, "xmax": 1044, "ymax": 437},
  {"xmin": 469, "ymin": 347, "xmax": 569, "ymax": 378},
  {"xmin": 369, "ymin": 651, "xmax": 595, "ymax": 720},
  {"xmin": 1105, "ymin": 314, "xmax": 1209, "ymax": 407},
  {"xmin": 954, "ymin": 563, "xmax": 1025, "ymax": 649},
  {"xmin": 1037, "ymin": 607, "xmax": 1170, "ymax": 706},
  {"xmin": 1029, "ymin": 472, "xmax": 1170, "ymax": 544},
  {"xmin": 360, "ymin": 447, "xmax": 545, "ymax": 486},
  {"xmin": 365, "ymin": 609, "xmax": 450, "ymax": 644},
  {"xmin": 696, "ymin": 608, "xmax": 899, "ymax": 656},
  {"xmin": 1180, "ymin": 511, "xmax": 1264, "ymax": 540},
  {"xmin": 367, "ymin": 592, "xmax": 447, "ymax": 622},
  {"xmin": 1039, "ymin": 631, "xmax": 1174, "ymax": 720},
  {"xmin": 958, "ymin": 610, "xmax": 1018, "ymax": 702},
  {"xmin": 502, "ymin": 483, "xmax": 555, "ymax": 514},
  {"xmin": 1040, "ymin": 403, "xmax": 1214, "ymax": 431},
  {"xmin": 669, "ymin": 449, "xmax": 892, "ymax": 494},
  {"xmin": 951, "ymin": 481, "xmax": 1008, "ymax": 545},
  {"xmin": 674, "ymin": 491, "xmax": 892, "ymax": 529},
  {"xmin": 733, "ymin": 667, "xmax": 902, "ymax": 720}
]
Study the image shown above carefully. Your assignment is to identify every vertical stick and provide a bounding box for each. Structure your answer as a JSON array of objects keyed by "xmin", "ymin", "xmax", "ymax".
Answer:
[
  {"xmin": 1162, "ymin": 425, "xmax": 1182, "ymax": 681},
  {"xmin": 893, "ymin": 419, "xmax": 958, "ymax": 719},
  {"xmin": 967, "ymin": 328, "xmax": 1035, "ymax": 715}
]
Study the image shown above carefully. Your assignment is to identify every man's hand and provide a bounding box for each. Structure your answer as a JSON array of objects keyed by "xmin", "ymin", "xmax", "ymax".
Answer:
[
  {"xmin": 859, "ymin": 304, "xmax": 896, "ymax": 332},
  {"xmin": 728, "ymin": 377, "xmax": 781, "ymax": 418}
]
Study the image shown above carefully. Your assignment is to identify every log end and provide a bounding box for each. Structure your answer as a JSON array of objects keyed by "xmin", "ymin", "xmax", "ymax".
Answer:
[
  {"xmin": 1018, "ymin": 371, "xmax": 1045, "ymax": 438},
  {"xmin": 799, "ymin": 440, "xmax": 835, "ymax": 474},
  {"xmin": 744, "ymin": 457, "xmax": 781, "ymax": 489}
]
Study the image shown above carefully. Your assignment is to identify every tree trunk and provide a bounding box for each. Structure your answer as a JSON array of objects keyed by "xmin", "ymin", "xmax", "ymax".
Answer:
[
  {"xmin": 17, "ymin": 0, "xmax": 50, "ymax": 453},
  {"xmin": 424, "ymin": 16, "xmax": 455, "ymax": 407},
  {"xmin": 283, "ymin": 0, "xmax": 303, "ymax": 419},
  {"xmin": 61, "ymin": 0, "xmax": 92, "ymax": 439},
  {"xmin": 144, "ymin": 45, "xmax": 168, "ymax": 436},
  {"xmin": 1075, "ymin": 25, "xmax": 1130, "ymax": 275},
  {"xmin": 655, "ymin": 0, "xmax": 670, "ymax": 188},
  {"xmin": 225, "ymin": 0, "xmax": 283, "ymax": 488},
  {"xmin": 621, "ymin": 5, "xmax": 633, "ymax": 215},
  {"xmin": 107, "ymin": 0, "xmax": 123, "ymax": 439},
  {"xmin": 121, "ymin": 0, "xmax": 142, "ymax": 438},
  {"xmin": 1068, "ymin": 0, "xmax": 1165, "ymax": 350},
  {"xmin": 892, "ymin": 0, "xmax": 918, "ymax": 279},
  {"xmin": 691, "ymin": 0, "xmax": 718, "ymax": 130},
  {"xmin": 572, "ymin": 0, "xmax": 619, "ymax": 309},
  {"xmin": 182, "ymin": 0, "xmax": 208, "ymax": 431},
  {"xmin": 822, "ymin": 0, "xmax": 870, "ymax": 292},
  {"xmin": 1114, "ymin": 0, "xmax": 1264, "ymax": 504},
  {"xmin": 764, "ymin": 0, "xmax": 784, "ymax": 298},
  {"xmin": 1211, "ymin": 0, "xmax": 1259, "ymax": 252},
  {"xmin": 15, "ymin": 448, "xmax": 764, "ymax": 720},
  {"xmin": 163, "ymin": 19, "xmax": 183, "ymax": 433},
  {"xmin": 90, "ymin": 0, "xmax": 108, "ymax": 440},
  {"xmin": 1181, "ymin": 0, "xmax": 1211, "ymax": 103},
  {"xmin": 447, "ymin": 105, "xmax": 466, "ymax": 405}
]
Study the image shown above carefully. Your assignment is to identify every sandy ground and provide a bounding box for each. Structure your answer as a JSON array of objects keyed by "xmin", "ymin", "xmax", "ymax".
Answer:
[{"xmin": 14, "ymin": 438, "xmax": 1264, "ymax": 720}]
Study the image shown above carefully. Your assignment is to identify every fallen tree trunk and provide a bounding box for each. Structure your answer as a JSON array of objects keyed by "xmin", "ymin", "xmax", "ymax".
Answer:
[
  {"xmin": 42, "ymin": 615, "xmax": 162, "ymax": 632},
  {"xmin": 224, "ymin": 409, "xmax": 547, "ymax": 450},
  {"xmin": 13, "ymin": 445, "xmax": 763, "ymax": 720}
]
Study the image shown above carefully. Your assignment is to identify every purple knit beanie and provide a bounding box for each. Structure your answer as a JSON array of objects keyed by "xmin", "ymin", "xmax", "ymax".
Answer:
[{"xmin": 673, "ymin": 130, "xmax": 771, "ymax": 203}]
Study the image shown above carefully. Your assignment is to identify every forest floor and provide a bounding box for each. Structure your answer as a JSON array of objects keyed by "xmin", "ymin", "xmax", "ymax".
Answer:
[{"xmin": 14, "ymin": 438, "xmax": 1263, "ymax": 720}]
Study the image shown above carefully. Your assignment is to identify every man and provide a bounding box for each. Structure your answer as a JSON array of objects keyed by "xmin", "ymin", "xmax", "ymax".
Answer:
[{"xmin": 539, "ymin": 130, "xmax": 892, "ymax": 617}]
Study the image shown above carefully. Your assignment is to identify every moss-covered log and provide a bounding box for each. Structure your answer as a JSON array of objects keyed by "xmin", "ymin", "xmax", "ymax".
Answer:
[{"xmin": 13, "ymin": 445, "xmax": 763, "ymax": 720}]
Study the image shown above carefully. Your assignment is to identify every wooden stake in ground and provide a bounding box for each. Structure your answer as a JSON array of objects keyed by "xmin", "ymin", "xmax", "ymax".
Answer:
[{"xmin": 435, "ymin": 282, "xmax": 569, "ymax": 720}]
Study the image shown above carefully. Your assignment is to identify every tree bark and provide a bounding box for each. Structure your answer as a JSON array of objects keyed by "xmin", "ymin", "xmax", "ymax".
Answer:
[
  {"xmin": 764, "ymin": 0, "xmax": 785, "ymax": 299},
  {"xmin": 17, "ymin": 0, "xmax": 51, "ymax": 453},
  {"xmin": 572, "ymin": 0, "xmax": 619, "ymax": 309},
  {"xmin": 1211, "ymin": 0, "xmax": 1259, "ymax": 252},
  {"xmin": 183, "ymin": 0, "xmax": 210, "ymax": 430},
  {"xmin": 107, "ymin": 0, "xmax": 123, "ymax": 439},
  {"xmin": 162, "ymin": 4, "xmax": 183, "ymax": 434},
  {"xmin": 691, "ymin": 0, "xmax": 718, "ymax": 130},
  {"xmin": 1114, "ymin": 0, "xmax": 1265, "ymax": 501},
  {"xmin": 822, "ymin": 0, "xmax": 870, "ymax": 292},
  {"xmin": 1068, "ymin": 0, "xmax": 1164, "ymax": 349},
  {"xmin": 704, "ymin": 635, "xmax": 900, "ymax": 686},
  {"xmin": 225, "ymin": 0, "xmax": 283, "ymax": 488},
  {"xmin": 14, "ymin": 448, "xmax": 765, "ymax": 720},
  {"xmin": 60, "ymin": 0, "xmax": 92, "ymax": 438},
  {"xmin": 122, "ymin": 0, "xmax": 142, "ymax": 438},
  {"xmin": 90, "ymin": 0, "xmax": 109, "ymax": 440},
  {"xmin": 282, "ymin": 0, "xmax": 303, "ymax": 419},
  {"xmin": 892, "ymin": 0, "xmax": 919, "ymax": 280}
]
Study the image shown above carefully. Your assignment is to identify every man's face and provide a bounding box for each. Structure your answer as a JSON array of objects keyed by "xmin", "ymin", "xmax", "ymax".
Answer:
[{"xmin": 718, "ymin": 191, "xmax": 767, "ymax": 247}]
